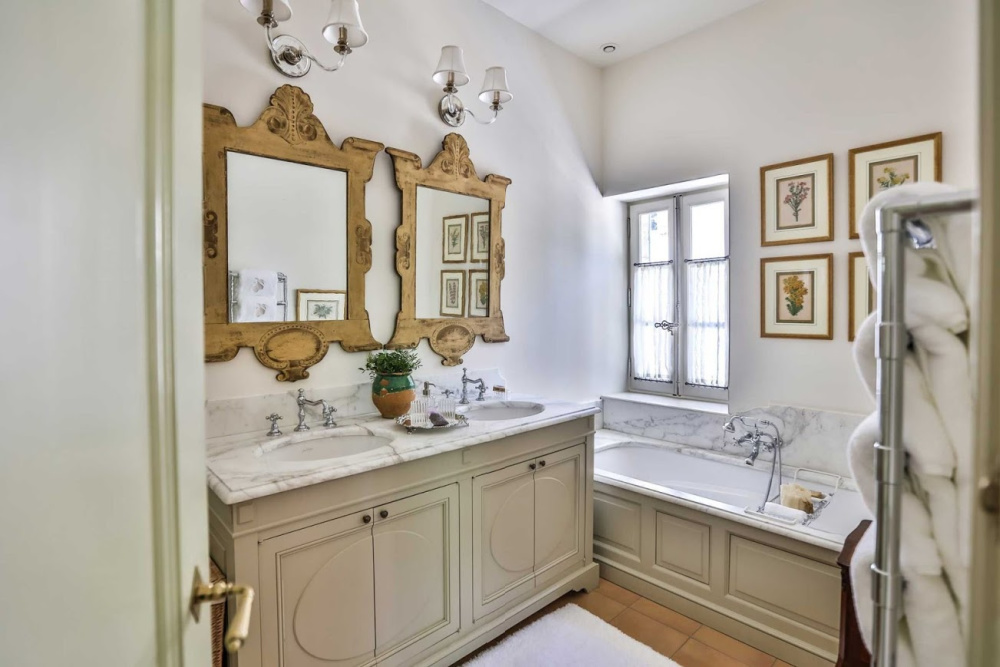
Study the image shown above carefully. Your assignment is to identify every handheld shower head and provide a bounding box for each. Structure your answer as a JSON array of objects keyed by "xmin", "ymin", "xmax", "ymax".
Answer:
[{"xmin": 723, "ymin": 415, "xmax": 744, "ymax": 433}]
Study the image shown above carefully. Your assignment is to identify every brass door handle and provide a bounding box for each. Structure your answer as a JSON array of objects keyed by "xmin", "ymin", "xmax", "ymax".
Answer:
[{"xmin": 190, "ymin": 567, "xmax": 256, "ymax": 653}]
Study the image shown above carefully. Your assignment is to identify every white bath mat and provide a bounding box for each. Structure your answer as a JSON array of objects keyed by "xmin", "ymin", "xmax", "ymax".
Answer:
[{"xmin": 465, "ymin": 603, "xmax": 680, "ymax": 666}]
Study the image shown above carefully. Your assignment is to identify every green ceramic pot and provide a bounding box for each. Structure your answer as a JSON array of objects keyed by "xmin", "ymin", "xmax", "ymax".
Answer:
[{"xmin": 371, "ymin": 372, "xmax": 416, "ymax": 419}]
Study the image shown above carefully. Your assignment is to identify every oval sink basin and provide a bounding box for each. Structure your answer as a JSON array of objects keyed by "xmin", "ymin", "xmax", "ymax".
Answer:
[
  {"xmin": 262, "ymin": 433, "xmax": 392, "ymax": 463},
  {"xmin": 461, "ymin": 401, "xmax": 545, "ymax": 421}
]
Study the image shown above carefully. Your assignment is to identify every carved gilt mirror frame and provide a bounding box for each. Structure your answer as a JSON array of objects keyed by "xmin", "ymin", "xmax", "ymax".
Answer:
[
  {"xmin": 203, "ymin": 85, "xmax": 383, "ymax": 381},
  {"xmin": 386, "ymin": 134, "xmax": 511, "ymax": 365}
]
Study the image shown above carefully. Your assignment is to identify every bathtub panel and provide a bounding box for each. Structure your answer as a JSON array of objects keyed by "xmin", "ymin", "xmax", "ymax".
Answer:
[
  {"xmin": 654, "ymin": 510, "xmax": 711, "ymax": 585},
  {"xmin": 593, "ymin": 491, "xmax": 642, "ymax": 563},
  {"xmin": 727, "ymin": 535, "xmax": 840, "ymax": 636}
]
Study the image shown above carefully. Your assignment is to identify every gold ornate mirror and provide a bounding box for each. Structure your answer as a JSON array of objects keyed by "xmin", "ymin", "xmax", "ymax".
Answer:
[
  {"xmin": 386, "ymin": 134, "xmax": 510, "ymax": 365},
  {"xmin": 203, "ymin": 85, "xmax": 383, "ymax": 381}
]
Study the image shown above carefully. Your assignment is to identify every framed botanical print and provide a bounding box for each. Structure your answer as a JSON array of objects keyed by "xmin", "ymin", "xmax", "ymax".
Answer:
[
  {"xmin": 470, "ymin": 212, "xmax": 490, "ymax": 262},
  {"xmin": 760, "ymin": 254, "xmax": 833, "ymax": 339},
  {"xmin": 296, "ymin": 289, "xmax": 347, "ymax": 321},
  {"xmin": 439, "ymin": 270, "xmax": 466, "ymax": 317},
  {"xmin": 848, "ymin": 251, "xmax": 875, "ymax": 342},
  {"xmin": 442, "ymin": 214, "xmax": 469, "ymax": 263},
  {"xmin": 468, "ymin": 270, "xmax": 489, "ymax": 317},
  {"xmin": 848, "ymin": 132, "xmax": 942, "ymax": 238},
  {"xmin": 760, "ymin": 154, "xmax": 834, "ymax": 246}
]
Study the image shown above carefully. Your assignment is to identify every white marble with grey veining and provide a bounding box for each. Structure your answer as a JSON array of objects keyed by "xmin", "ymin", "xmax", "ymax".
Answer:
[
  {"xmin": 206, "ymin": 394, "xmax": 598, "ymax": 505},
  {"xmin": 602, "ymin": 395, "xmax": 864, "ymax": 478}
]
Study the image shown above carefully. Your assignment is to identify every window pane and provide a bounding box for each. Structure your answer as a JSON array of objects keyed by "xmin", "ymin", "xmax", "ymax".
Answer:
[
  {"xmin": 688, "ymin": 201, "xmax": 725, "ymax": 260},
  {"xmin": 685, "ymin": 259, "xmax": 728, "ymax": 388},
  {"xmin": 632, "ymin": 263, "xmax": 674, "ymax": 383},
  {"xmin": 638, "ymin": 208, "xmax": 672, "ymax": 263}
]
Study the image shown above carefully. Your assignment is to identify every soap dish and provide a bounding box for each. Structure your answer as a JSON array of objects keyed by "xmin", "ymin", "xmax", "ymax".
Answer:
[{"xmin": 395, "ymin": 413, "xmax": 469, "ymax": 434}]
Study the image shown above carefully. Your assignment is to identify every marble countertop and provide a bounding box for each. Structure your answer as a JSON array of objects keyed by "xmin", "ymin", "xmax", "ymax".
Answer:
[{"xmin": 206, "ymin": 397, "xmax": 599, "ymax": 505}]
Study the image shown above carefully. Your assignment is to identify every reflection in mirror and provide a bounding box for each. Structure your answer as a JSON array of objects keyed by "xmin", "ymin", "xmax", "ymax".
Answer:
[
  {"xmin": 415, "ymin": 186, "xmax": 490, "ymax": 319},
  {"xmin": 226, "ymin": 151, "xmax": 347, "ymax": 323}
]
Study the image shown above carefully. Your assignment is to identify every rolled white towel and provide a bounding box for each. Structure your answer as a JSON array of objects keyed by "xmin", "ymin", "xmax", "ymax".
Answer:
[
  {"xmin": 761, "ymin": 502, "xmax": 807, "ymax": 524},
  {"xmin": 919, "ymin": 475, "xmax": 969, "ymax": 627},
  {"xmin": 904, "ymin": 573, "xmax": 966, "ymax": 667},
  {"xmin": 847, "ymin": 411, "xmax": 878, "ymax": 513}
]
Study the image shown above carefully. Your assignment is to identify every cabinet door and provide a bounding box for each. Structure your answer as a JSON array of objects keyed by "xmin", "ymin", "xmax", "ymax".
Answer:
[
  {"xmin": 373, "ymin": 484, "xmax": 459, "ymax": 664},
  {"xmin": 534, "ymin": 444, "xmax": 585, "ymax": 586},
  {"xmin": 259, "ymin": 510, "xmax": 376, "ymax": 667},
  {"xmin": 472, "ymin": 458, "xmax": 537, "ymax": 620}
]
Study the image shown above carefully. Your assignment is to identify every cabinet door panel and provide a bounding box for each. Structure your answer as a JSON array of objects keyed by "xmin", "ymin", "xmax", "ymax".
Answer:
[
  {"xmin": 473, "ymin": 459, "xmax": 536, "ymax": 619},
  {"xmin": 373, "ymin": 484, "xmax": 459, "ymax": 662},
  {"xmin": 534, "ymin": 444, "xmax": 584, "ymax": 585},
  {"xmin": 259, "ymin": 510, "xmax": 375, "ymax": 667}
]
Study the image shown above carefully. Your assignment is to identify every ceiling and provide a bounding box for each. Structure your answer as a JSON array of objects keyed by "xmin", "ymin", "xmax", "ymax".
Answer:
[{"xmin": 481, "ymin": 0, "xmax": 764, "ymax": 67}]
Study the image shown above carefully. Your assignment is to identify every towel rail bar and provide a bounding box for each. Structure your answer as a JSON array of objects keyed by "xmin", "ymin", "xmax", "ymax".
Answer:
[{"xmin": 871, "ymin": 191, "xmax": 977, "ymax": 667}]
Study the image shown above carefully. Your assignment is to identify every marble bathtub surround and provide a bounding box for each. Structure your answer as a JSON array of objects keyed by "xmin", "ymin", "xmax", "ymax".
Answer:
[
  {"xmin": 205, "ymin": 367, "xmax": 508, "ymax": 439},
  {"xmin": 207, "ymin": 394, "xmax": 598, "ymax": 504},
  {"xmin": 601, "ymin": 395, "xmax": 865, "ymax": 478}
]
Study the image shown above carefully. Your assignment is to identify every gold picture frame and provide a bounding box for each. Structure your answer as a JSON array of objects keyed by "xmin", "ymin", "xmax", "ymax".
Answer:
[
  {"xmin": 468, "ymin": 269, "xmax": 489, "ymax": 317},
  {"xmin": 848, "ymin": 251, "xmax": 875, "ymax": 342},
  {"xmin": 760, "ymin": 153, "xmax": 834, "ymax": 246},
  {"xmin": 442, "ymin": 214, "xmax": 469, "ymax": 263},
  {"xmin": 296, "ymin": 289, "xmax": 347, "ymax": 322},
  {"xmin": 470, "ymin": 212, "xmax": 490, "ymax": 262},
  {"xmin": 760, "ymin": 254, "xmax": 834, "ymax": 340},
  {"xmin": 439, "ymin": 270, "xmax": 466, "ymax": 318},
  {"xmin": 848, "ymin": 132, "xmax": 942, "ymax": 239},
  {"xmin": 202, "ymin": 85, "xmax": 384, "ymax": 381}
]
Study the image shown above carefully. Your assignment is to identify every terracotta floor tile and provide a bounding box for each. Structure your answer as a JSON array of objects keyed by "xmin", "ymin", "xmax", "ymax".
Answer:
[
  {"xmin": 609, "ymin": 608, "xmax": 688, "ymax": 657},
  {"xmin": 773, "ymin": 662, "xmax": 795, "ymax": 667},
  {"xmin": 630, "ymin": 596, "xmax": 702, "ymax": 636},
  {"xmin": 672, "ymin": 638, "xmax": 758, "ymax": 667},
  {"xmin": 692, "ymin": 626, "xmax": 776, "ymax": 667},
  {"xmin": 597, "ymin": 578, "xmax": 641, "ymax": 606},
  {"xmin": 565, "ymin": 589, "xmax": 627, "ymax": 622}
]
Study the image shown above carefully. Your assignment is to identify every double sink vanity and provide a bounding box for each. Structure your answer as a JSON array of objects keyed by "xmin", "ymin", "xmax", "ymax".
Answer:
[{"xmin": 207, "ymin": 396, "xmax": 599, "ymax": 667}]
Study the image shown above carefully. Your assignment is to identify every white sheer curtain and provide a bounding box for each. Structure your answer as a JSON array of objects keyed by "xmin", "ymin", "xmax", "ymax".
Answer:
[
  {"xmin": 685, "ymin": 259, "xmax": 728, "ymax": 388},
  {"xmin": 631, "ymin": 262, "xmax": 674, "ymax": 383}
]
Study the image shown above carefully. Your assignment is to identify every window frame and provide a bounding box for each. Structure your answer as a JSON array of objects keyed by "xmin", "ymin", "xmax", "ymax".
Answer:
[{"xmin": 627, "ymin": 184, "xmax": 730, "ymax": 402}]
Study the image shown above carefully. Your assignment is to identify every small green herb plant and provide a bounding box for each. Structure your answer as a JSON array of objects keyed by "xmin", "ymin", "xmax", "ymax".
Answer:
[{"xmin": 360, "ymin": 349, "xmax": 422, "ymax": 379}]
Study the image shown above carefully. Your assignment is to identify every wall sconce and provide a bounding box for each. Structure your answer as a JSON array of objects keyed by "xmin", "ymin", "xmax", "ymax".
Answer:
[
  {"xmin": 239, "ymin": 0, "xmax": 368, "ymax": 78},
  {"xmin": 433, "ymin": 46, "xmax": 513, "ymax": 127}
]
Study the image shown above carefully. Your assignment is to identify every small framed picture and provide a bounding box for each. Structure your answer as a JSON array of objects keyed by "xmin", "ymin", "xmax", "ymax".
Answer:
[
  {"xmin": 442, "ymin": 214, "xmax": 469, "ymax": 263},
  {"xmin": 468, "ymin": 270, "xmax": 489, "ymax": 317},
  {"xmin": 848, "ymin": 251, "xmax": 875, "ymax": 342},
  {"xmin": 760, "ymin": 254, "xmax": 833, "ymax": 340},
  {"xmin": 470, "ymin": 212, "xmax": 490, "ymax": 262},
  {"xmin": 760, "ymin": 154, "xmax": 834, "ymax": 246},
  {"xmin": 439, "ymin": 270, "xmax": 466, "ymax": 317},
  {"xmin": 849, "ymin": 132, "xmax": 942, "ymax": 238},
  {"xmin": 296, "ymin": 289, "xmax": 346, "ymax": 321}
]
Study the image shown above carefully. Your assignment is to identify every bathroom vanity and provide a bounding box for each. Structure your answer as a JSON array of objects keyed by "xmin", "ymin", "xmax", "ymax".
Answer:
[{"xmin": 207, "ymin": 399, "xmax": 599, "ymax": 667}]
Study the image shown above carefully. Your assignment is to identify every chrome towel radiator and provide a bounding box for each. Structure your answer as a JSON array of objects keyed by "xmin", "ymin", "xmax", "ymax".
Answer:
[{"xmin": 872, "ymin": 190, "xmax": 977, "ymax": 666}]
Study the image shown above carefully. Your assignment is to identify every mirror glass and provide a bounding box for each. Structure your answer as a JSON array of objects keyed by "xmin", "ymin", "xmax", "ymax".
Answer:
[
  {"xmin": 415, "ymin": 185, "xmax": 491, "ymax": 319},
  {"xmin": 226, "ymin": 151, "xmax": 348, "ymax": 323}
]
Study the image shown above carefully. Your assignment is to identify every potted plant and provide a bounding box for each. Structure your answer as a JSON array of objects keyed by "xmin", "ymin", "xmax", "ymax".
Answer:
[{"xmin": 361, "ymin": 349, "xmax": 422, "ymax": 419}]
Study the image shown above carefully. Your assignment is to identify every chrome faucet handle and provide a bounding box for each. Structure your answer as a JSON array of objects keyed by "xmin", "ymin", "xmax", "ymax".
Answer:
[
  {"xmin": 442, "ymin": 388, "xmax": 455, "ymax": 398},
  {"xmin": 476, "ymin": 381, "xmax": 487, "ymax": 401},
  {"xmin": 265, "ymin": 413, "xmax": 283, "ymax": 437},
  {"xmin": 322, "ymin": 403, "xmax": 338, "ymax": 428}
]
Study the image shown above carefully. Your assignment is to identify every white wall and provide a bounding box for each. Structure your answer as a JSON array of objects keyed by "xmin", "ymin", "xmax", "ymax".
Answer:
[
  {"xmin": 602, "ymin": 0, "xmax": 978, "ymax": 413},
  {"xmin": 204, "ymin": 0, "xmax": 623, "ymax": 401}
]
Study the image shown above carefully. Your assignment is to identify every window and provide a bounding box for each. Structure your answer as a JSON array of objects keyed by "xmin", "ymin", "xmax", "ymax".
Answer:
[{"xmin": 628, "ymin": 185, "xmax": 729, "ymax": 401}]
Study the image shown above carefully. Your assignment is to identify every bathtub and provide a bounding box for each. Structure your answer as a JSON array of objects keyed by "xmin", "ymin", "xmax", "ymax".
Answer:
[{"xmin": 592, "ymin": 439, "xmax": 871, "ymax": 666}]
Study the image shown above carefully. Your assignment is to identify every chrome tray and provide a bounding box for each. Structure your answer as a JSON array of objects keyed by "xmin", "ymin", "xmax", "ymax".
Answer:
[{"xmin": 395, "ymin": 413, "xmax": 469, "ymax": 434}]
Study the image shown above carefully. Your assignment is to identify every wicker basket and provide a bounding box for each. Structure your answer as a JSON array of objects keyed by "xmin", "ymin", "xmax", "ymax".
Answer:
[{"xmin": 210, "ymin": 560, "xmax": 226, "ymax": 667}]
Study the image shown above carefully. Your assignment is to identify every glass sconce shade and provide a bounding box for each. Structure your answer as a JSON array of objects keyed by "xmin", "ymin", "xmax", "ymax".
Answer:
[
  {"xmin": 322, "ymin": 0, "xmax": 369, "ymax": 48},
  {"xmin": 240, "ymin": 0, "xmax": 292, "ymax": 22},
  {"xmin": 478, "ymin": 67, "xmax": 512, "ymax": 105},
  {"xmin": 433, "ymin": 46, "xmax": 471, "ymax": 87}
]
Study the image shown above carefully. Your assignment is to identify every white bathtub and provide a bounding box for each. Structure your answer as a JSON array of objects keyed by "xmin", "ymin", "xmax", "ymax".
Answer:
[{"xmin": 594, "ymin": 441, "xmax": 870, "ymax": 547}]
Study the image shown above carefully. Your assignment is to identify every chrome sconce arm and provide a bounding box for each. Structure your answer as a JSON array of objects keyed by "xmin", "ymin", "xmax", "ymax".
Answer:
[
  {"xmin": 241, "ymin": 0, "xmax": 368, "ymax": 79},
  {"xmin": 433, "ymin": 46, "xmax": 512, "ymax": 128}
]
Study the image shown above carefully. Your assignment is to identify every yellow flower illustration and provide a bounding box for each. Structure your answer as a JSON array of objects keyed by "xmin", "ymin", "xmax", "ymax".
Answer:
[
  {"xmin": 782, "ymin": 275, "xmax": 809, "ymax": 316},
  {"xmin": 876, "ymin": 166, "xmax": 910, "ymax": 190}
]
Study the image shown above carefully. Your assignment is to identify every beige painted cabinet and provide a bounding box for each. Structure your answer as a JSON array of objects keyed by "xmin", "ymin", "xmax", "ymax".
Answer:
[
  {"xmin": 258, "ymin": 484, "xmax": 459, "ymax": 667},
  {"xmin": 472, "ymin": 444, "xmax": 585, "ymax": 620}
]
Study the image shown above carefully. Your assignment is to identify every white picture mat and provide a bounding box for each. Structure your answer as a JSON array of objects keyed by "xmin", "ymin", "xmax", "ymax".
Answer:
[
  {"xmin": 852, "ymin": 138, "xmax": 938, "ymax": 222},
  {"xmin": 297, "ymin": 291, "xmax": 345, "ymax": 321},
  {"xmin": 851, "ymin": 255, "xmax": 873, "ymax": 337},
  {"xmin": 763, "ymin": 256, "xmax": 831, "ymax": 336},
  {"xmin": 763, "ymin": 158, "xmax": 831, "ymax": 242}
]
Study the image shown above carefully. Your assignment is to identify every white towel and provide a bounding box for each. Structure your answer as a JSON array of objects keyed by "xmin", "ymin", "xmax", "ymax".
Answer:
[
  {"xmin": 918, "ymin": 475, "xmax": 969, "ymax": 626},
  {"xmin": 235, "ymin": 270, "xmax": 281, "ymax": 323},
  {"xmin": 238, "ymin": 269, "xmax": 278, "ymax": 299},
  {"xmin": 761, "ymin": 502, "xmax": 807, "ymax": 524}
]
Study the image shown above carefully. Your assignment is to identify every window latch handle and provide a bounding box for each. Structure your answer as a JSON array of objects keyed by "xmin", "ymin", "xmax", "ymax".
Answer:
[{"xmin": 654, "ymin": 320, "xmax": 677, "ymax": 334}]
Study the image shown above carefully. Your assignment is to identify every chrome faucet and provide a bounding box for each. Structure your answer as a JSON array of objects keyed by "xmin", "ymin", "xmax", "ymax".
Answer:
[
  {"xmin": 294, "ymin": 388, "xmax": 337, "ymax": 431},
  {"xmin": 460, "ymin": 368, "xmax": 486, "ymax": 404},
  {"xmin": 723, "ymin": 415, "xmax": 782, "ymax": 466}
]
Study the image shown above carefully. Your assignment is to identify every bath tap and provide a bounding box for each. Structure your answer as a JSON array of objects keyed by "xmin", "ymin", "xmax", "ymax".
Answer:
[
  {"xmin": 294, "ymin": 388, "xmax": 337, "ymax": 431},
  {"xmin": 460, "ymin": 368, "xmax": 486, "ymax": 404}
]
